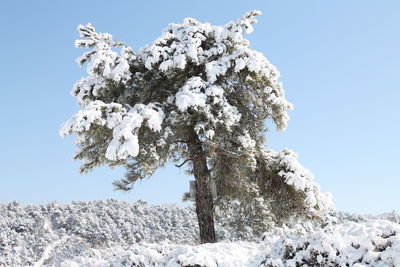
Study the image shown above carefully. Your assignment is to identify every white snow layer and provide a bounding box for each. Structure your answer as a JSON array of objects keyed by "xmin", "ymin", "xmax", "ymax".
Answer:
[
  {"xmin": 1, "ymin": 200, "xmax": 400, "ymax": 266},
  {"xmin": 60, "ymin": 101, "xmax": 164, "ymax": 160}
]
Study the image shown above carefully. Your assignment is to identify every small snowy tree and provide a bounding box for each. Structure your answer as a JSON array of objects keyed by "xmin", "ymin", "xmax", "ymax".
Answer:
[{"xmin": 61, "ymin": 11, "xmax": 332, "ymax": 243}]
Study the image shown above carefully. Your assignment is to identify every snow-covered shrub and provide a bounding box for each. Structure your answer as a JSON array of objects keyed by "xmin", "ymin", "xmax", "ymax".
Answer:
[
  {"xmin": 260, "ymin": 220, "xmax": 400, "ymax": 266},
  {"xmin": 0, "ymin": 200, "xmax": 199, "ymax": 266},
  {"xmin": 1, "ymin": 200, "xmax": 399, "ymax": 266}
]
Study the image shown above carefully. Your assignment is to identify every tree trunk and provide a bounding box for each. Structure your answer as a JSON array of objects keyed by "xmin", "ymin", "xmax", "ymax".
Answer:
[{"xmin": 188, "ymin": 132, "xmax": 216, "ymax": 243}]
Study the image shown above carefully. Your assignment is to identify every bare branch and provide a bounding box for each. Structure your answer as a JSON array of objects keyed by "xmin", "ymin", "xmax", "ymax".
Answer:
[{"xmin": 175, "ymin": 158, "xmax": 192, "ymax": 168}]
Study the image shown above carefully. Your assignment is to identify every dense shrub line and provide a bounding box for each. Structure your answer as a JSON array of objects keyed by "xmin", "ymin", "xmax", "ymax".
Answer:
[{"xmin": 0, "ymin": 200, "xmax": 399, "ymax": 266}]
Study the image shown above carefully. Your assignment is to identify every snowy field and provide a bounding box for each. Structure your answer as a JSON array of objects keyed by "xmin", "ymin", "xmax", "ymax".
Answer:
[{"xmin": 1, "ymin": 199, "xmax": 400, "ymax": 266}]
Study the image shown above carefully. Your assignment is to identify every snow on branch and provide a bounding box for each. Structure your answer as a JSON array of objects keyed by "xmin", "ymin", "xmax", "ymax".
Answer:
[{"xmin": 60, "ymin": 101, "xmax": 164, "ymax": 161}]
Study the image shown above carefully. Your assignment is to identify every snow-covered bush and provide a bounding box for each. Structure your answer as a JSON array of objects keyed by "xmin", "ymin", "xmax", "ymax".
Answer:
[
  {"xmin": 1, "ymin": 200, "xmax": 399, "ymax": 266},
  {"xmin": 0, "ymin": 200, "xmax": 199, "ymax": 266},
  {"xmin": 260, "ymin": 220, "xmax": 400, "ymax": 266}
]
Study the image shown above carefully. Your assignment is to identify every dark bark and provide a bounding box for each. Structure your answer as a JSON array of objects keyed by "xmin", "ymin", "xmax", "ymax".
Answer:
[{"xmin": 188, "ymin": 132, "xmax": 216, "ymax": 243}]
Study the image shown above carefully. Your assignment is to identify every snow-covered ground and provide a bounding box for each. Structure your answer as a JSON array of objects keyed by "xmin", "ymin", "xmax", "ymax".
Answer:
[{"xmin": 1, "ymin": 200, "xmax": 399, "ymax": 266}]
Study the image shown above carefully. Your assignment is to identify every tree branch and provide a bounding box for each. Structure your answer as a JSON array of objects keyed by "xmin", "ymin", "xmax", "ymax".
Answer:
[
  {"xmin": 204, "ymin": 140, "xmax": 242, "ymax": 158},
  {"xmin": 215, "ymin": 149, "xmax": 241, "ymax": 158},
  {"xmin": 175, "ymin": 158, "xmax": 192, "ymax": 168}
]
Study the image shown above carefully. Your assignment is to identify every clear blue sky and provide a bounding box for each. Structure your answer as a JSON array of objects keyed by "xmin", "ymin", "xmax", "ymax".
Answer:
[{"xmin": 0, "ymin": 1, "xmax": 399, "ymax": 214}]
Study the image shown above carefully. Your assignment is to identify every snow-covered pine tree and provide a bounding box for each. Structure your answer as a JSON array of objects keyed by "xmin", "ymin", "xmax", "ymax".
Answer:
[{"xmin": 61, "ymin": 11, "xmax": 333, "ymax": 243}]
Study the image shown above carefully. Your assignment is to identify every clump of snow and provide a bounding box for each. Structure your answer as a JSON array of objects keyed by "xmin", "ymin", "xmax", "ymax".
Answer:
[
  {"xmin": 258, "ymin": 148, "xmax": 335, "ymax": 214},
  {"xmin": 238, "ymin": 131, "xmax": 256, "ymax": 149},
  {"xmin": 73, "ymin": 25, "xmax": 135, "ymax": 106},
  {"xmin": 105, "ymin": 103, "xmax": 164, "ymax": 160},
  {"xmin": 60, "ymin": 101, "xmax": 164, "ymax": 161},
  {"xmin": 1, "ymin": 200, "xmax": 400, "ymax": 266},
  {"xmin": 175, "ymin": 77, "xmax": 208, "ymax": 112},
  {"xmin": 173, "ymin": 75, "xmax": 242, "ymax": 137},
  {"xmin": 59, "ymin": 101, "xmax": 125, "ymax": 135}
]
